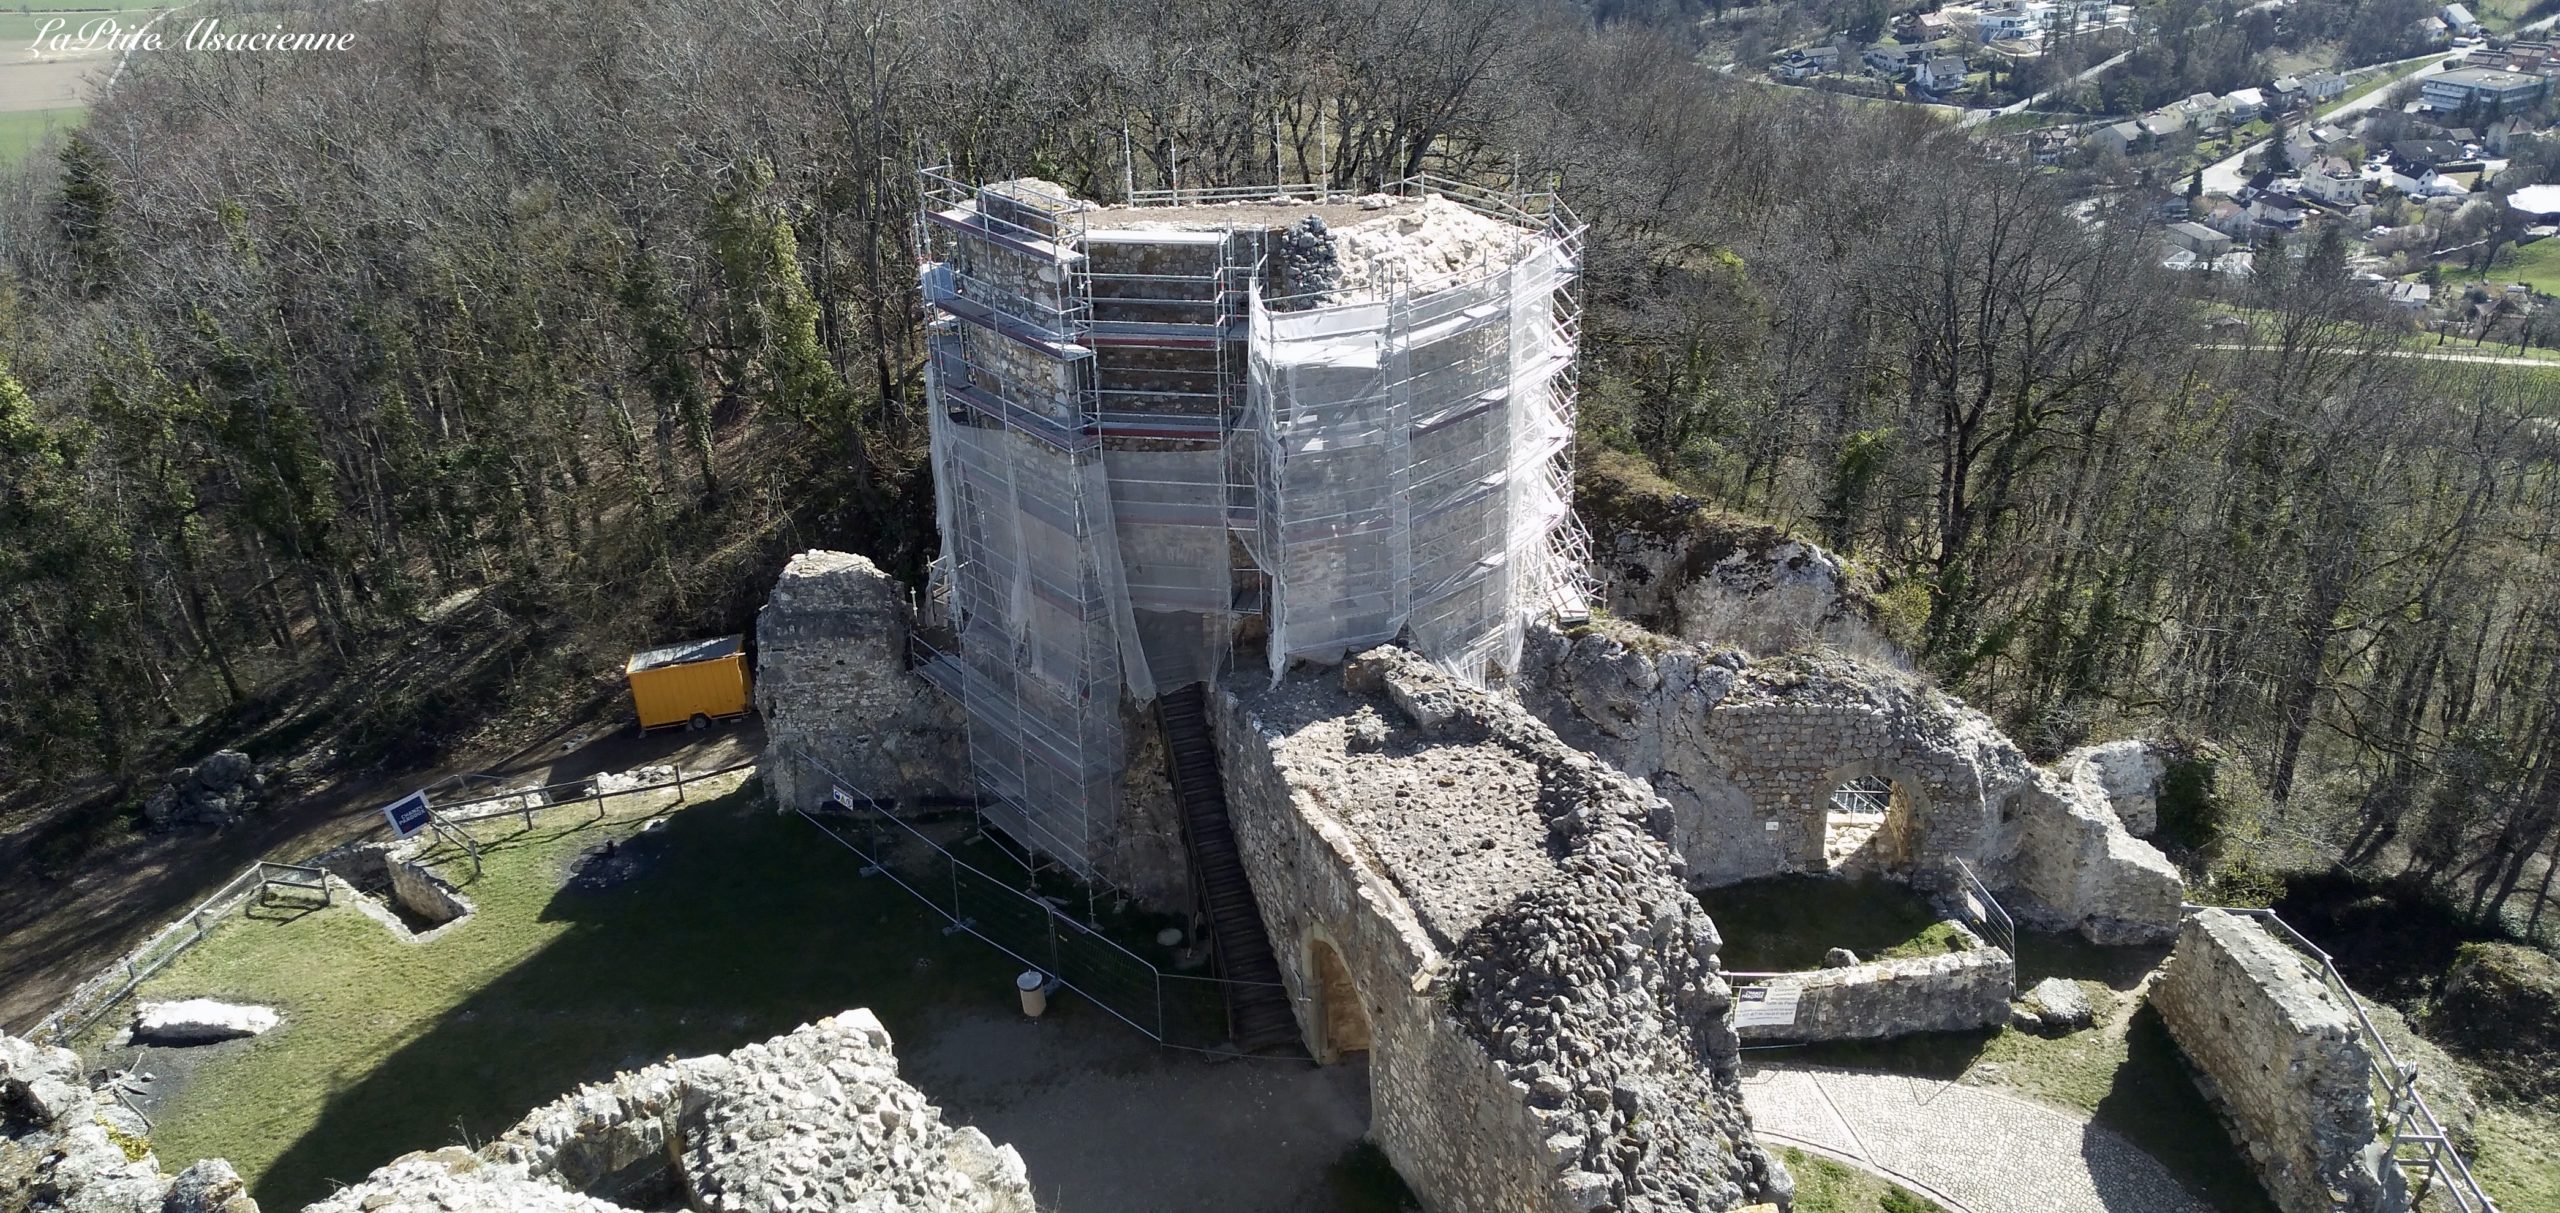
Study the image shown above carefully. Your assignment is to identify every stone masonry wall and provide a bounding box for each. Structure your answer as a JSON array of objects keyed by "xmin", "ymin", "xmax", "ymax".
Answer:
[
  {"xmin": 1516, "ymin": 620, "xmax": 2184, "ymax": 943},
  {"xmin": 1732, "ymin": 936, "xmax": 2014, "ymax": 1045},
  {"xmin": 754, "ymin": 551, "xmax": 969, "ymax": 811},
  {"xmin": 2153, "ymin": 911, "xmax": 2406, "ymax": 1213},
  {"xmin": 314, "ymin": 1011, "xmax": 1034, "ymax": 1213},
  {"xmin": 753, "ymin": 551, "xmax": 1192, "ymax": 908},
  {"xmin": 1214, "ymin": 647, "xmax": 1786, "ymax": 1213}
]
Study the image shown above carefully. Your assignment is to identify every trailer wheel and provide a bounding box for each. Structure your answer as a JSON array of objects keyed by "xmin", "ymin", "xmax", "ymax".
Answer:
[{"xmin": 689, "ymin": 713, "xmax": 711, "ymax": 731}]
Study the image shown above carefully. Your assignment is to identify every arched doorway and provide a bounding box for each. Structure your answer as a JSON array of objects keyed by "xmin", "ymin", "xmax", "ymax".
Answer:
[
  {"xmin": 1307, "ymin": 935, "xmax": 1373, "ymax": 1064},
  {"xmin": 1824, "ymin": 773, "xmax": 1922, "ymax": 875}
]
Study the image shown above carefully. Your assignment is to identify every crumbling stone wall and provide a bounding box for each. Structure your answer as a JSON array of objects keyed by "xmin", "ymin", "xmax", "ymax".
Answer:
[
  {"xmin": 1516, "ymin": 621, "xmax": 2184, "ymax": 943},
  {"xmin": 314, "ymin": 1011, "xmax": 1033, "ymax": 1213},
  {"xmin": 10, "ymin": 1013, "xmax": 1030, "ymax": 1213},
  {"xmin": 3, "ymin": 1031, "xmax": 257, "ymax": 1213},
  {"xmin": 2153, "ymin": 911, "xmax": 2406, "ymax": 1213},
  {"xmin": 1731, "ymin": 939, "xmax": 2014, "ymax": 1045},
  {"xmin": 754, "ymin": 551, "xmax": 970, "ymax": 811},
  {"xmin": 1213, "ymin": 647, "xmax": 1786, "ymax": 1213},
  {"xmin": 755, "ymin": 551, "xmax": 1193, "ymax": 906},
  {"xmin": 315, "ymin": 841, "xmax": 473, "ymax": 939}
]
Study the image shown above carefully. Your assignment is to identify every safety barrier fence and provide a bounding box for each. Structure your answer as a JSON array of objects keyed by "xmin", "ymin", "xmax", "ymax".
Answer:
[
  {"xmin": 28, "ymin": 760, "xmax": 753, "ymax": 1047},
  {"xmin": 31, "ymin": 861, "xmax": 321, "ymax": 1046},
  {"xmin": 785, "ymin": 747, "xmax": 1294, "ymax": 1053},
  {"xmin": 2187, "ymin": 903, "xmax": 2498, "ymax": 1213}
]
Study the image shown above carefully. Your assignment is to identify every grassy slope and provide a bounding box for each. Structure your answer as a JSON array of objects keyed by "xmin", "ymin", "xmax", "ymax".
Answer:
[
  {"xmin": 2489, "ymin": 238, "xmax": 2560, "ymax": 296},
  {"xmin": 2475, "ymin": 1106, "xmax": 2560, "ymax": 1212},
  {"xmin": 1785, "ymin": 1147, "xmax": 1944, "ymax": 1213},
  {"xmin": 107, "ymin": 776, "xmax": 1036, "ymax": 1211}
]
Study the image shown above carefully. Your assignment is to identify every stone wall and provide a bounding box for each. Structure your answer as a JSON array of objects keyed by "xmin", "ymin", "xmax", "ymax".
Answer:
[
  {"xmin": 313, "ymin": 1011, "xmax": 1034, "ymax": 1213},
  {"xmin": 1515, "ymin": 621, "xmax": 2184, "ymax": 943},
  {"xmin": 753, "ymin": 551, "xmax": 1193, "ymax": 907},
  {"xmin": 316, "ymin": 841, "xmax": 473, "ymax": 939},
  {"xmin": 4, "ymin": 1013, "xmax": 1028, "ymax": 1213},
  {"xmin": 1214, "ymin": 647, "xmax": 1786, "ymax": 1213},
  {"xmin": 753, "ymin": 551, "xmax": 969, "ymax": 812},
  {"xmin": 1731, "ymin": 936, "xmax": 2014, "ymax": 1045},
  {"xmin": 2153, "ymin": 911, "xmax": 2406, "ymax": 1213},
  {"xmin": 1574, "ymin": 463, "xmax": 1894, "ymax": 664}
]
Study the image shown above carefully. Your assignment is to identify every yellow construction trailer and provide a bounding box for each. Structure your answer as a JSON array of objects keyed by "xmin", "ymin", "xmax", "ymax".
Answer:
[{"xmin": 626, "ymin": 635, "xmax": 752, "ymax": 731}]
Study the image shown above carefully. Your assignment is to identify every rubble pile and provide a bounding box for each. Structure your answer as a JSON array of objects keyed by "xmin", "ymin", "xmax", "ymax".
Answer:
[
  {"xmin": 1328, "ymin": 195, "xmax": 1536, "ymax": 300},
  {"xmin": 1, "ymin": 1031, "xmax": 256, "ymax": 1213},
  {"xmin": 141, "ymin": 751, "xmax": 265, "ymax": 830}
]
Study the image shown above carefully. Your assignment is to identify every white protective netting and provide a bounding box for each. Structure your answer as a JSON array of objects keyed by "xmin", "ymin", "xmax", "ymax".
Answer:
[
  {"xmin": 926, "ymin": 344, "xmax": 1145, "ymax": 879},
  {"xmin": 1243, "ymin": 233, "xmax": 1579, "ymax": 684}
]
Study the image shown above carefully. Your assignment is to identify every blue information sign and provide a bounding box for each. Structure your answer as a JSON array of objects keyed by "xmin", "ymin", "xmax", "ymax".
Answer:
[{"xmin": 383, "ymin": 790, "xmax": 434, "ymax": 838}]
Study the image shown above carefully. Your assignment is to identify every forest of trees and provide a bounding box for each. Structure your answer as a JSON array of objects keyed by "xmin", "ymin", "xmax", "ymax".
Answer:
[{"xmin": 1, "ymin": 0, "xmax": 2555, "ymax": 934}]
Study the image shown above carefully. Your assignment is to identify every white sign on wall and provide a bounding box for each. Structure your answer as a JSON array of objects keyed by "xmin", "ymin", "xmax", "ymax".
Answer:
[{"xmin": 1732, "ymin": 983, "xmax": 1802, "ymax": 1028}]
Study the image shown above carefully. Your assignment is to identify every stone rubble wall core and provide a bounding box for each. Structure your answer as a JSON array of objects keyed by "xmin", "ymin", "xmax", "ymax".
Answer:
[
  {"xmin": 754, "ymin": 550, "xmax": 1192, "ymax": 904},
  {"xmin": 1515, "ymin": 620, "xmax": 2185, "ymax": 943},
  {"xmin": 1, "ymin": 1030, "xmax": 259, "ymax": 1213},
  {"xmin": 1213, "ymin": 646, "xmax": 1787, "ymax": 1213},
  {"xmin": 7, "ymin": 1013, "xmax": 1031, "ymax": 1213},
  {"xmin": 316, "ymin": 1011, "xmax": 1034, "ymax": 1213},
  {"xmin": 2152, "ymin": 911, "xmax": 2408, "ymax": 1213},
  {"xmin": 753, "ymin": 551, "xmax": 971, "ymax": 813}
]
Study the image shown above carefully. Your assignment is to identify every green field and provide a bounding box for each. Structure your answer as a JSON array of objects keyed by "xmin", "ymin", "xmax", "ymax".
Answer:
[
  {"xmin": 0, "ymin": 5, "xmax": 165, "ymax": 42},
  {"xmin": 0, "ymin": 105, "xmax": 84, "ymax": 165},
  {"xmin": 89, "ymin": 776, "xmax": 1059, "ymax": 1211},
  {"xmin": 2489, "ymin": 237, "xmax": 2560, "ymax": 295}
]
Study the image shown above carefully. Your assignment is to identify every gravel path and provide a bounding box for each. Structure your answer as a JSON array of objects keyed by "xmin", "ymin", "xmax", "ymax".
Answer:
[{"xmin": 1741, "ymin": 1062, "xmax": 2219, "ymax": 1213}]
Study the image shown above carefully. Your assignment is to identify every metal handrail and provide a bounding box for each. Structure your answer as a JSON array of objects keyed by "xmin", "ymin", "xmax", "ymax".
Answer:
[{"xmin": 2184, "ymin": 903, "xmax": 2499, "ymax": 1213}]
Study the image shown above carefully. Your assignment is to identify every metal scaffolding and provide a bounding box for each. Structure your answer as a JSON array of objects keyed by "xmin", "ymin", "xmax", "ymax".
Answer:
[
  {"xmin": 920, "ymin": 168, "xmax": 1587, "ymax": 881},
  {"xmin": 1240, "ymin": 176, "xmax": 1587, "ymax": 683}
]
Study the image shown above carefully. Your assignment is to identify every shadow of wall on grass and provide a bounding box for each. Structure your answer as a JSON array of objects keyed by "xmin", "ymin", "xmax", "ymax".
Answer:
[
  {"xmin": 248, "ymin": 787, "xmax": 1020, "ymax": 1211},
  {"xmin": 2085, "ymin": 1004, "xmax": 2277, "ymax": 1213}
]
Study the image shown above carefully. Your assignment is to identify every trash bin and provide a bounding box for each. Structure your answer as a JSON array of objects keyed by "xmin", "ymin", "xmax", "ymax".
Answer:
[{"xmin": 1017, "ymin": 970, "xmax": 1048, "ymax": 1018}]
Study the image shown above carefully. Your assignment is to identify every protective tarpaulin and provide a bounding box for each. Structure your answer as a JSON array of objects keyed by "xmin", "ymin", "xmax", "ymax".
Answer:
[{"xmin": 1245, "ymin": 237, "xmax": 1579, "ymax": 684}]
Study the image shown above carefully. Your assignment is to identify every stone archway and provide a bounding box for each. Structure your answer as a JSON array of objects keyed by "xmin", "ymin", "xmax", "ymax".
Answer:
[
  {"xmin": 1306, "ymin": 933, "xmax": 1374, "ymax": 1065},
  {"xmin": 1818, "ymin": 764, "xmax": 1930, "ymax": 877}
]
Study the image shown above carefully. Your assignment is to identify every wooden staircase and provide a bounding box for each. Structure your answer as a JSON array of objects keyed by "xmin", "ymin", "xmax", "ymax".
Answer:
[{"xmin": 1156, "ymin": 684, "xmax": 1300, "ymax": 1053}]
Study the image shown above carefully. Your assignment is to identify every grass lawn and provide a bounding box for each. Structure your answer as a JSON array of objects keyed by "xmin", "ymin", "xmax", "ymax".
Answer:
[
  {"xmin": 1696, "ymin": 875, "xmax": 1976, "ymax": 972},
  {"xmin": 1769, "ymin": 930, "xmax": 2277, "ymax": 1213},
  {"xmin": 1785, "ymin": 1147, "xmax": 1944, "ymax": 1213},
  {"xmin": 0, "ymin": 105, "xmax": 83, "ymax": 165},
  {"xmin": 2473, "ymin": 1105, "xmax": 2560, "ymax": 1212},
  {"xmin": 2321, "ymin": 53, "xmax": 2450, "ymax": 118},
  {"xmin": 93, "ymin": 775, "xmax": 1086, "ymax": 1211}
]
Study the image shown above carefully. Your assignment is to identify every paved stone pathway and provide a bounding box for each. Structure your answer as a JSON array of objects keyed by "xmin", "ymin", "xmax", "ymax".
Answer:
[{"xmin": 1740, "ymin": 1063, "xmax": 2218, "ymax": 1213}]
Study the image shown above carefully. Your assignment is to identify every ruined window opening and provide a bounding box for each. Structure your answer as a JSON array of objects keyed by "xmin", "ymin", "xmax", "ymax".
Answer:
[{"xmin": 1824, "ymin": 775, "xmax": 1918, "ymax": 875}]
